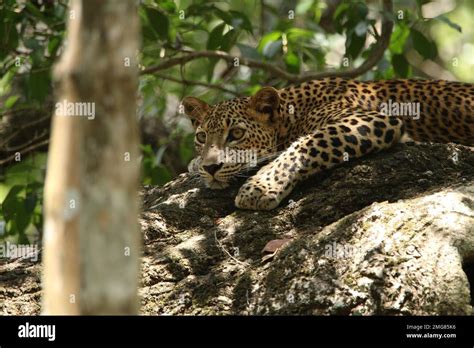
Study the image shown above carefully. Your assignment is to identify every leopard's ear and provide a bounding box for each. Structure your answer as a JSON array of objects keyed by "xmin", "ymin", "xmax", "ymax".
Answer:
[
  {"xmin": 182, "ymin": 97, "xmax": 209, "ymax": 128},
  {"xmin": 249, "ymin": 87, "xmax": 280, "ymax": 125}
]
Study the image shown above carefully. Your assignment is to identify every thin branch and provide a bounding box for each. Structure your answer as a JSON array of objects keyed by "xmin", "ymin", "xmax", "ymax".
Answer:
[
  {"xmin": 5, "ymin": 131, "xmax": 49, "ymax": 152},
  {"xmin": 142, "ymin": 0, "xmax": 394, "ymax": 84},
  {"xmin": 0, "ymin": 138, "xmax": 49, "ymax": 167},
  {"xmin": 15, "ymin": 66, "xmax": 51, "ymax": 76},
  {"xmin": 141, "ymin": 49, "xmax": 299, "ymax": 82},
  {"xmin": 0, "ymin": 105, "xmax": 43, "ymax": 117},
  {"xmin": 154, "ymin": 72, "xmax": 242, "ymax": 97},
  {"xmin": 0, "ymin": 113, "xmax": 51, "ymax": 148},
  {"xmin": 214, "ymin": 229, "xmax": 250, "ymax": 267}
]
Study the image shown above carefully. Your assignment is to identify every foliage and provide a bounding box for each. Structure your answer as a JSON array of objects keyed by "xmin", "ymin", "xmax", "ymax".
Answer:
[
  {"xmin": 0, "ymin": 154, "xmax": 45, "ymax": 243},
  {"xmin": 1, "ymin": 0, "xmax": 63, "ymax": 243},
  {"xmin": 0, "ymin": 0, "xmax": 469, "ymax": 243}
]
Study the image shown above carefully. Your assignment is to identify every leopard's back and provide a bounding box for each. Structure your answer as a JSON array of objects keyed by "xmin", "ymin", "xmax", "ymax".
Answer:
[{"xmin": 346, "ymin": 79, "xmax": 473, "ymax": 145}]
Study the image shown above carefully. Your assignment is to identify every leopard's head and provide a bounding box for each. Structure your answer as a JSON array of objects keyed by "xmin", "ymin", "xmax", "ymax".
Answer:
[{"xmin": 183, "ymin": 87, "xmax": 281, "ymax": 189}]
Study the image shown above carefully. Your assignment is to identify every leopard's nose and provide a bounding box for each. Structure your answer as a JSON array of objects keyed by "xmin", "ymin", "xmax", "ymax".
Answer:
[{"xmin": 203, "ymin": 163, "xmax": 223, "ymax": 176}]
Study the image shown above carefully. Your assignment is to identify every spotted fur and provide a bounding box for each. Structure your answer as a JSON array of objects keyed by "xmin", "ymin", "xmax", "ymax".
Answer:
[{"xmin": 182, "ymin": 78, "xmax": 473, "ymax": 210}]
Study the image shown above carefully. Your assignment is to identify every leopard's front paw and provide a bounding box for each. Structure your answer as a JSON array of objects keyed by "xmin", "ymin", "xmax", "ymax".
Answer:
[{"xmin": 235, "ymin": 178, "xmax": 283, "ymax": 211}]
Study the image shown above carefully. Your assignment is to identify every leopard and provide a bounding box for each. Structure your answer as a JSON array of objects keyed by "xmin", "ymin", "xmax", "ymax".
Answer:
[{"xmin": 182, "ymin": 78, "xmax": 474, "ymax": 210}]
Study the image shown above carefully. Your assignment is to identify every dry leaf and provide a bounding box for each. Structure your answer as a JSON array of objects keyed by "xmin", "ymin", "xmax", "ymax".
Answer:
[
  {"xmin": 261, "ymin": 253, "xmax": 276, "ymax": 263},
  {"xmin": 262, "ymin": 238, "xmax": 292, "ymax": 253}
]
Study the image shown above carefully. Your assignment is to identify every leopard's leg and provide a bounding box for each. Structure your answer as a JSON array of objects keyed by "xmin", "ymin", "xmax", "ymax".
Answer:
[{"xmin": 235, "ymin": 112, "xmax": 403, "ymax": 210}]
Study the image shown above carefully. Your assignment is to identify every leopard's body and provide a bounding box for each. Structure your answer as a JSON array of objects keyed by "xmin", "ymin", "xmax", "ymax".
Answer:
[{"xmin": 183, "ymin": 78, "xmax": 474, "ymax": 210}]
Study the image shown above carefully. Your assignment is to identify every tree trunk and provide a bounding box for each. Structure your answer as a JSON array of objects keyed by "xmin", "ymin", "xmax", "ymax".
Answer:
[{"xmin": 42, "ymin": 0, "xmax": 140, "ymax": 314}]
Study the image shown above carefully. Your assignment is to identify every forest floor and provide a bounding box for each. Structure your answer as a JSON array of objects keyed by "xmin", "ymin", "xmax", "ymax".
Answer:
[{"xmin": 1, "ymin": 143, "xmax": 474, "ymax": 315}]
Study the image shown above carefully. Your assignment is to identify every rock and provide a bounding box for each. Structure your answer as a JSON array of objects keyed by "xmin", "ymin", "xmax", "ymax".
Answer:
[{"xmin": 1, "ymin": 143, "xmax": 474, "ymax": 315}]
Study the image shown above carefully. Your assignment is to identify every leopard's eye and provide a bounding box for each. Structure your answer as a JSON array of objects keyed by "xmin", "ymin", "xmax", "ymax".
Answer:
[
  {"xmin": 196, "ymin": 131, "xmax": 207, "ymax": 144},
  {"xmin": 227, "ymin": 128, "xmax": 245, "ymax": 142}
]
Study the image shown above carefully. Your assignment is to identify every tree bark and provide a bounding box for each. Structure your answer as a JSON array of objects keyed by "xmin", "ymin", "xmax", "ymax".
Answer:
[{"xmin": 42, "ymin": 0, "xmax": 140, "ymax": 314}]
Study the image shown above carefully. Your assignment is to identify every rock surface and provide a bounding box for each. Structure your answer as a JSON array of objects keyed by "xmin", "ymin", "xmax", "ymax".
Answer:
[{"xmin": 2, "ymin": 143, "xmax": 474, "ymax": 315}]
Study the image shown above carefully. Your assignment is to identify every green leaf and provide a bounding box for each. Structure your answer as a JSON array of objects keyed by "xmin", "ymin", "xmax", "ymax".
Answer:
[
  {"xmin": 2, "ymin": 186, "xmax": 24, "ymax": 211},
  {"xmin": 0, "ymin": 69, "xmax": 15, "ymax": 96},
  {"xmin": 207, "ymin": 23, "xmax": 226, "ymax": 50},
  {"xmin": 246, "ymin": 85, "xmax": 262, "ymax": 96},
  {"xmin": 354, "ymin": 2, "xmax": 368, "ymax": 19},
  {"xmin": 258, "ymin": 31, "xmax": 282, "ymax": 54},
  {"xmin": 347, "ymin": 2, "xmax": 368, "ymax": 27},
  {"xmin": 346, "ymin": 30, "xmax": 366, "ymax": 59},
  {"xmin": 229, "ymin": 10, "xmax": 253, "ymax": 34},
  {"xmin": 285, "ymin": 52, "xmax": 300, "ymax": 74},
  {"xmin": 2, "ymin": 185, "xmax": 25, "ymax": 226},
  {"xmin": 158, "ymin": 0, "xmax": 177, "ymax": 13},
  {"xmin": 47, "ymin": 36, "xmax": 61, "ymax": 56},
  {"xmin": 236, "ymin": 43, "xmax": 261, "ymax": 60},
  {"xmin": 333, "ymin": 2, "xmax": 350, "ymax": 21},
  {"xmin": 410, "ymin": 29, "xmax": 437, "ymax": 60},
  {"xmin": 392, "ymin": 54, "xmax": 410, "ymax": 78},
  {"xmin": 24, "ymin": 38, "xmax": 40, "ymax": 50},
  {"xmin": 25, "ymin": 192, "xmax": 37, "ymax": 215},
  {"xmin": 296, "ymin": 0, "xmax": 314, "ymax": 15},
  {"xmin": 25, "ymin": 2, "xmax": 48, "ymax": 25},
  {"xmin": 14, "ymin": 202, "xmax": 31, "ymax": 237},
  {"xmin": 214, "ymin": 8, "xmax": 234, "ymax": 26},
  {"xmin": 145, "ymin": 7, "xmax": 169, "ymax": 40},
  {"xmin": 262, "ymin": 40, "xmax": 282, "ymax": 58},
  {"xmin": 31, "ymin": 49, "xmax": 45, "ymax": 67},
  {"xmin": 389, "ymin": 24, "xmax": 409, "ymax": 54},
  {"xmin": 286, "ymin": 28, "xmax": 314, "ymax": 41},
  {"xmin": 213, "ymin": 9, "xmax": 252, "ymax": 34},
  {"xmin": 185, "ymin": 3, "xmax": 211, "ymax": 17},
  {"xmin": 4, "ymin": 153, "xmax": 46, "ymax": 185},
  {"xmin": 435, "ymin": 15, "xmax": 462, "ymax": 33},
  {"xmin": 4, "ymin": 95, "xmax": 19, "ymax": 109},
  {"xmin": 0, "ymin": 15, "xmax": 19, "ymax": 60},
  {"xmin": 220, "ymin": 29, "xmax": 238, "ymax": 52},
  {"xmin": 53, "ymin": 2, "xmax": 66, "ymax": 19},
  {"xmin": 28, "ymin": 70, "xmax": 50, "ymax": 103}
]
